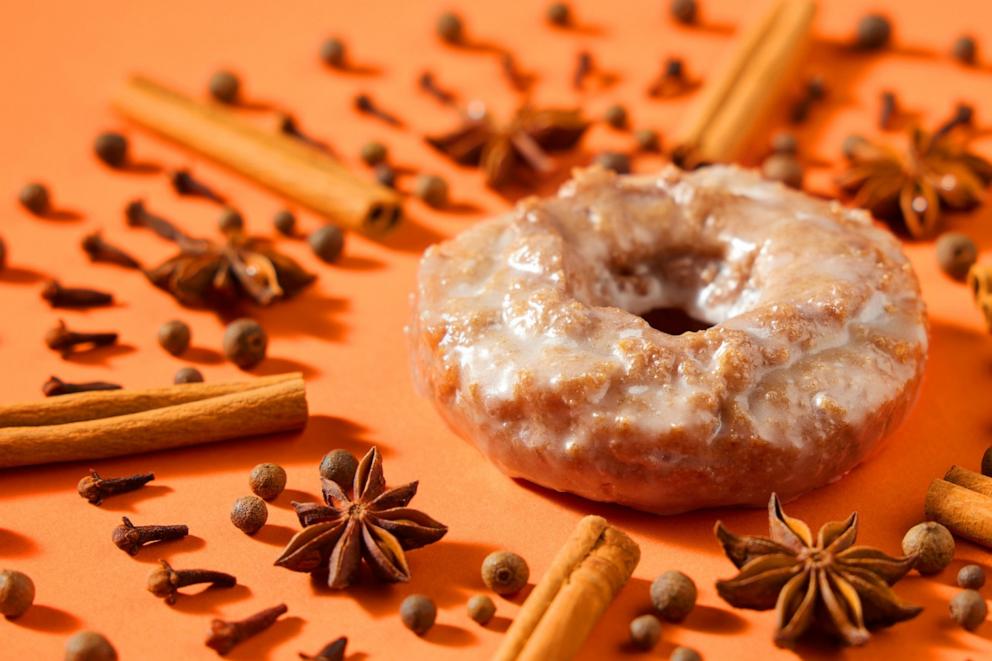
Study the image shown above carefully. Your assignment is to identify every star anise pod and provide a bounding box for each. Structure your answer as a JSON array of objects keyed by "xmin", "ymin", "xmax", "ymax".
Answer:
[
  {"xmin": 837, "ymin": 114, "xmax": 992, "ymax": 239},
  {"xmin": 714, "ymin": 494, "xmax": 922, "ymax": 648},
  {"xmin": 144, "ymin": 232, "xmax": 315, "ymax": 309},
  {"xmin": 275, "ymin": 447, "xmax": 447, "ymax": 589},
  {"xmin": 426, "ymin": 106, "xmax": 588, "ymax": 187}
]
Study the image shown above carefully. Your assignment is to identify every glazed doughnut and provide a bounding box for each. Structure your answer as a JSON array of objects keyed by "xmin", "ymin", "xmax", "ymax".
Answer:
[{"xmin": 409, "ymin": 165, "xmax": 927, "ymax": 514}]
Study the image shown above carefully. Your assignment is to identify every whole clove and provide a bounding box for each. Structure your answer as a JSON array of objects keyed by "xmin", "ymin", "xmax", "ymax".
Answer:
[
  {"xmin": 126, "ymin": 199, "xmax": 187, "ymax": 243},
  {"xmin": 41, "ymin": 280, "xmax": 113, "ymax": 309},
  {"xmin": 112, "ymin": 516, "xmax": 188, "ymax": 555},
  {"xmin": 789, "ymin": 76, "xmax": 826, "ymax": 123},
  {"xmin": 573, "ymin": 51, "xmax": 593, "ymax": 90},
  {"xmin": 879, "ymin": 90, "xmax": 897, "ymax": 130},
  {"xmin": 279, "ymin": 114, "xmax": 331, "ymax": 152},
  {"xmin": 418, "ymin": 71, "xmax": 456, "ymax": 106},
  {"xmin": 299, "ymin": 637, "xmax": 347, "ymax": 661},
  {"xmin": 354, "ymin": 94, "xmax": 403, "ymax": 127},
  {"xmin": 936, "ymin": 103, "xmax": 975, "ymax": 137},
  {"xmin": 171, "ymin": 169, "xmax": 226, "ymax": 204},
  {"xmin": 82, "ymin": 232, "xmax": 141, "ymax": 269},
  {"xmin": 206, "ymin": 604, "xmax": 288, "ymax": 656},
  {"xmin": 647, "ymin": 57, "xmax": 690, "ymax": 97},
  {"xmin": 501, "ymin": 52, "xmax": 530, "ymax": 92},
  {"xmin": 45, "ymin": 377, "xmax": 122, "ymax": 398},
  {"xmin": 77, "ymin": 469, "xmax": 153, "ymax": 504},
  {"xmin": 45, "ymin": 320, "xmax": 119, "ymax": 357},
  {"xmin": 436, "ymin": 12, "xmax": 464, "ymax": 44},
  {"xmin": 147, "ymin": 560, "xmax": 236, "ymax": 605},
  {"xmin": 547, "ymin": 3, "xmax": 571, "ymax": 26}
]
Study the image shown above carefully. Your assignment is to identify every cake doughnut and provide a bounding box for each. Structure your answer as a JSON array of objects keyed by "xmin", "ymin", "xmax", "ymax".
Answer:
[{"xmin": 409, "ymin": 165, "xmax": 927, "ymax": 514}]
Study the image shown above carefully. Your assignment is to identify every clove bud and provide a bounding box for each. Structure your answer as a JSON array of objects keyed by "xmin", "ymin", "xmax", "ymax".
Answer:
[
  {"xmin": 298, "ymin": 637, "xmax": 347, "ymax": 661},
  {"xmin": 112, "ymin": 516, "xmax": 188, "ymax": 556},
  {"xmin": 147, "ymin": 560, "xmax": 236, "ymax": 605},
  {"xmin": 170, "ymin": 170, "xmax": 226, "ymax": 204},
  {"xmin": 206, "ymin": 604, "xmax": 288, "ymax": 655},
  {"xmin": 82, "ymin": 232, "xmax": 141, "ymax": 269},
  {"xmin": 354, "ymin": 94, "xmax": 403, "ymax": 127},
  {"xmin": 418, "ymin": 71, "xmax": 456, "ymax": 106},
  {"xmin": 45, "ymin": 320, "xmax": 118, "ymax": 357},
  {"xmin": 77, "ymin": 469, "xmax": 153, "ymax": 504},
  {"xmin": 278, "ymin": 115, "xmax": 331, "ymax": 152},
  {"xmin": 125, "ymin": 199, "xmax": 187, "ymax": 243},
  {"xmin": 45, "ymin": 377, "xmax": 122, "ymax": 398},
  {"xmin": 41, "ymin": 280, "xmax": 113, "ymax": 309}
]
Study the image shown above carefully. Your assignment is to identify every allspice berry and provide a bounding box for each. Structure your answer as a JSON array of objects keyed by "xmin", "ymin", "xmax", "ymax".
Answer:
[
  {"xmin": 935, "ymin": 232, "xmax": 977, "ymax": 281},
  {"xmin": 650, "ymin": 570, "xmax": 697, "ymax": 622},
  {"xmin": 230, "ymin": 495, "xmax": 268, "ymax": 535},
  {"xmin": 634, "ymin": 128, "xmax": 661, "ymax": 152},
  {"xmin": 670, "ymin": 0, "xmax": 697, "ymax": 24},
  {"xmin": 249, "ymin": 463, "xmax": 287, "ymax": 501},
  {"xmin": 952, "ymin": 35, "xmax": 977, "ymax": 65},
  {"xmin": 762, "ymin": 154, "xmax": 804, "ymax": 189},
  {"xmin": 467, "ymin": 594, "xmax": 496, "ymax": 625},
  {"xmin": 603, "ymin": 104, "xmax": 628, "ymax": 129},
  {"xmin": 0, "ymin": 569, "xmax": 35, "ymax": 618},
  {"xmin": 222, "ymin": 318, "xmax": 268, "ymax": 369},
  {"xmin": 18, "ymin": 182, "xmax": 50, "ymax": 216},
  {"xmin": 958, "ymin": 564, "xmax": 986, "ymax": 590},
  {"xmin": 855, "ymin": 14, "xmax": 891, "ymax": 50},
  {"xmin": 414, "ymin": 174, "xmax": 449, "ymax": 208},
  {"xmin": 950, "ymin": 589, "xmax": 987, "ymax": 631},
  {"xmin": 902, "ymin": 522, "xmax": 955, "ymax": 575},
  {"xmin": 400, "ymin": 594, "xmax": 437, "ymax": 635},
  {"xmin": 94, "ymin": 132, "xmax": 129, "ymax": 168},
  {"xmin": 320, "ymin": 37, "xmax": 347, "ymax": 68},
  {"xmin": 158, "ymin": 320, "xmax": 191, "ymax": 356},
  {"xmin": 360, "ymin": 141, "xmax": 388, "ymax": 166},
  {"xmin": 319, "ymin": 449, "xmax": 359, "ymax": 487},
  {"xmin": 273, "ymin": 210, "xmax": 297, "ymax": 237},
  {"xmin": 64, "ymin": 631, "xmax": 118, "ymax": 661},
  {"xmin": 436, "ymin": 12, "xmax": 464, "ymax": 44},
  {"xmin": 174, "ymin": 366, "xmax": 204, "ymax": 384},
  {"xmin": 209, "ymin": 70, "xmax": 240, "ymax": 104},
  {"xmin": 309, "ymin": 225, "xmax": 345, "ymax": 263},
  {"xmin": 629, "ymin": 614, "xmax": 662, "ymax": 650},
  {"xmin": 481, "ymin": 551, "xmax": 530, "ymax": 595},
  {"xmin": 547, "ymin": 2, "xmax": 571, "ymax": 26},
  {"xmin": 218, "ymin": 208, "xmax": 244, "ymax": 234},
  {"xmin": 670, "ymin": 647, "xmax": 702, "ymax": 661}
]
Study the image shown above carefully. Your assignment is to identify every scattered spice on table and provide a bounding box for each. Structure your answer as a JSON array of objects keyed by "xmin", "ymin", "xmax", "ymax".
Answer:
[
  {"xmin": 957, "ymin": 564, "xmax": 986, "ymax": 590},
  {"xmin": 354, "ymin": 93, "xmax": 403, "ymax": 127},
  {"xmin": 436, "ymin": 11, "xmax": 464, "ymax": 44},
  {"xmin": 309, "ymin": 225, "xmax": 345, "ymax": 263},
  {"xmin": 647, "ymin": 57, "xmax": 693, "ymax": 98},
  {"xmin": 789, "ymin": 75, "xmax": 826, "ymax": 124},
  {"xmin": 603, "ymin": 104, "xmax": 628, "ymax": 129},
  {"xmin": 952, "ymin": 35, "xmax": 977, "ymax": 65},
  {"xmin": 82, "ymin": 232, "xmax": 141, "ymax": 269},
  {"xmin": 299, "ymin": 637, "xmax": 347, "ymax": 661},
  {"xmin": 41, "ymin": 280, "xmax": 114, "ymax": 308},
  {"xmin": 902, "ymin": 521, "xmax": 955, "ymax": 574},
  {"xmin": 171, "ymin": 169, "xmax": 226, "ymax": 204},
  {"xmin": 318, "ymin": 449, "xmax": 358, "ymax": 485},
  {"xmin": 949, "ymin": 589, "xmax": 987, "ymax": 630},
  {"xmin": 651, "ymin": 570, "xmax": 697, "ymax": 622},
  {"xmin": 208, "ymin": 70, "xmax": 240, "ymax": 104},
  {"xmin": 18, "ymin": 182, "xmax": 50, "ymax": 215},
  {"xmin": 64, "ymin": 631, "xmax": 117, "ymax": 661},
  {"xmin": 249, "ymin": 462, "xmax": 287, "ymax": 501},
  {"xmin": 418, "ymin": 71, "xmax": 457, "ymax": 106},
  {"xmin": 629, "ymin": 614, "xmax": 662, "ymax": 651},
  {"xmin": 375, "ymin": 163, "xmax": 398, "ymax": 188},
  {"xmin": 43, "ymin": 376, "xmax": 122, "ymax": 397},
  {"xmin": 319, "ymin": 37, "xmax": 346, "ymax": 68},
  {"xmin": 467, "ymin": 594, "xmax": 496, "ymax": 625},
  {"xmin": 714, "ymin": 494, "xmax": 921, "ymax": 647},
  {"xmin": 670, "ymin": 0, "xmax": 697, "ymax": 24},
  {"xmin": 0, "ymin": 569, "xmax": 35, "ymax": 618},
  {"xmin": 126, "ymin": 199, "xmax": 194, "ymax": 244},
  {"xmin": 223, "ymin": 319, "xmax": 268, "ymax": 369},
  {"xmin": 279, "ymin": 114, "xmax": 332, "ymax": 152},
  {"xmin": 573, "ymin": 50, "xmax": 593, "ymax": 90},
  {"xmin": 594, "ymin": 151, "xmax": 631, "ymax": 174},
  {"xmin": 276, "ymin": 447, "xmax": 448, "ymax": 589},
  {"xmin": 112, "ymin": 516, "xmax": 189, "ymax": 555},
  {"xmin": 762, "ymin": 153, "xmax": 803, "ymax": 189},
  {"xmin": 273, "ymin": 210, "xmax": 297, "ymax": 237},
  {"xmin": 670, "ymin": 647, "xmax": 702, "ymax": 661},
  {"xmin": 94, "ymin": 132, "xmax": 129, "ymax": 168},
  {"xmin": 174, "ymin": 366, "xmax": 204, "ymax": 384},
  {"xmin": 935, "ymin": 232, "xmax": 977, "ymax": 281},
  {"xmin": 879, "ymin": 90, "xmax": 898, "ymax": 130},
  {"xmin": 413, "ymin": 174, "xmax": 450, "ymax": 207},
  {"xmin": 77, "ymin": 469, "xmax": 154, "ymax": 505},
  {"xmin": 634, "ymin": 128, "xmax": 661, "ymax": 152},
  {"xmin": 206, "ymin": 603, "xmax": 288, "ymax": 656},
  {"xmin": 360, "ymin": 141, "xmax": 388, "ymax": 166},
  {"xmin": 771, "ymin": 131, "xmax": 798, "ymax": 155},
  {"xmin": 546, "ymin": 2, "xmax": 571, "ymax": 27},
  {"xmin": 147, "ymin": 560, "xmax": 236, "ymax": 604},
  {"xmin": 230, "ymin": 495, "xmax": 268, "ymax": 535},
  {"xmin": 45, "ymin": 320, "xmax": 118, "ymax": 357},
  {"xmin": 218, "ymin": 208, "xmax": 244, "ymax": 234},
  {"xmin": 400, "ymin": 594, "xmax": 437, "ymax": 635},
  {"xmin": 500, "ymin": 52, "xmax": 532, "ymax": 92},
  {"xmin": 482, "ymin": 550, "xmax": 529, "ymax": 595},
  {"xmin": 855, "ymin": 14, "xmax": 892, "ymax": 50},
  {"xmin": 158, "ymin": 320, "xmax": 192, "ymax": 357}
]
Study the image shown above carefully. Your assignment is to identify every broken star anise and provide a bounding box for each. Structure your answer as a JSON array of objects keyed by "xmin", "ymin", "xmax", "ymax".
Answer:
[
  {"xmin": 426, "ymin": 106, "xmax": 588, "ymax": 187},
  {"xmin": 714, "ymin": 494, "xmax": 922, "ymax": 649},
  {"xmin": 144, "ymin": 232, "xmax": 315, "ymax": 309},
  {"xmin": 275, "ymin": 447, "xmax": 447, "ymax": 589},
  {"xmin": 837, "ymin": 115, "xmax": 992, "ymax": 239}
]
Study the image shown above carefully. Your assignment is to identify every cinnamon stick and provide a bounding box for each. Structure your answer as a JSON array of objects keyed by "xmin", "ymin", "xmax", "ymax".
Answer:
[
  {"xmin": 0, "ymin": 375, "xmax": 307, "ymax": 468},
  {"xmin": 113, "ymin": 75, "xmax": 402, "ymax": 236},
  {"xmin": 925, "ymin": 479, "xmax": 992, "ymax": 549},
  {"xmin": 944, "ymin": 465, "xmax": 992, "ymax": 498},
  {"xmin": 492, "ymin": 516, "xmax": 640, "ymax": 661},
  {"xmin": 675, "ymin": 0, "xmax": 815, "ymax": 164}
]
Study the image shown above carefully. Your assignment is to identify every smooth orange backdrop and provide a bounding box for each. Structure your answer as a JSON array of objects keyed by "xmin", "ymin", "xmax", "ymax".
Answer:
[{"xmin": 2, "ymin": 0, "xmax": 991, "ymax": 659}]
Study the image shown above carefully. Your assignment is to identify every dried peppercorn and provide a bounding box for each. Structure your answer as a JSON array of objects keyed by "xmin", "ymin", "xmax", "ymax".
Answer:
[
  {"xmin": 18, "ymin": 182, "xmax": 50, "ymax": 215},
  {"xmin": 482, "ymin": 551, "xmax": 529, "ymax": 595},
  {"xmin": 902, "ymin": 522, "xmax": 955, "ymax": 575},
  {"xmin": 436, "ymin": 12, "xmax": 464, "ymax": 44},
  {"xmin": 414, "ymin": 174, "xmax": 449, "ymax": 208},
  {"xmin": 319, "ymin": 449, "xmax": 359, "ymax": 486},
  {"xmin": 855, "ymin": 14, "xmax": 891, "ymax": 50},
  {"xmin": 670, "ymin": 0, "xmax": 697, "ymax": 24},
  {"xmin": 629, "ymin": 614, "xmax": 662, "ymax": 650},
  {"xmin": 320, "ymin": 37, "xmax": 347, "ymax": 68},
  {"xmin": 950, "ymin": 589, "xmax": 987, "ymax": 631},
  {"xmin": 594, "ymin": 152, "xmax": 631, "ymax": 174},
  {"xmin": 958, "ymin": 565, "xmax": 986, "ymax": 590},
  {"xmin": 936, "ymin": 232, "xmax": 978, "ymax": 281},
  {"xmin": 222, "ymin": 318, "xmax": 268, "ymax": 369},
  {"xmin": 650, "ymin": 570, "xmax": 697, "ymax": 622},
  {"xmin": 670, "ymin": 647, "xmax": 702, "ymax": 661},
  {"xmin": 546, "ymin": 3, "xmax": 571, "ymax": 26},
  {"xmin": 64, "ymin": 631, "xmax": 118, "ymax": 661},
  {"xmin": 953, "ymin": 35, "xmax": 977, "ymax": 65},
  {"xmin": 634, "ymin": 128, "xmax": 661, "ymax": 152},
  {"xmin": 360, "ymin": 141, "xmax": 388, "ymax": 166},
  {"xmin": 603, "ymin": 104, "xmax": 628, "ymax": 129},
  {"xmin": 400, "ymin": 594, "xmax": 437, "ymax": 635},
  {"xmin": 273, "ymin": 210, "xmax": 297, "ymax": 237},
  {"xmin": 94, "ymin": 132, "xmax": 128, "ymax": 168},
  {"xmin": 230, "ymin": 495, "xmax": 268, "ymax": 535},
  {"xmin": 761, "ymin": 154, "xmax": 803, "ymax": 189},
  {"xmin": 0, "ymin": 569, "xmax": 35, "ymax": 618},
  {"xmin": 174, "ymin": 367, "xmax": 204, "ymax": 384},
  {"xmin": 309, "ymin": 225, "xmax": 345, "ymax": 263},
  {"xmin": 467, "ymin": 594, "xmax": 496, "ymax": 625},
  {"xmin": 158, "ymin": 320, "xmax": 191, "ymax": 356},
  {"xmin": 249, "ymin": 463, "xmax": 287, "ymax": 501},
  {"xmin": 209, "ymin": 70, "xmax": 240, "ymax": 104},
  {"xmin": 218, "ymin": 208, "xmax": 244, "ymax": 234}
]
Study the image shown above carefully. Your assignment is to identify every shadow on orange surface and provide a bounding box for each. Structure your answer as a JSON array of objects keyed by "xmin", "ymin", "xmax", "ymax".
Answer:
[
  {"xmin": 9, "ymin": 604, "xmax": 81, "ymax": 633},
  {"xmin": 169, "ymin": 583, "xmax": 253, "ymax": 615}
]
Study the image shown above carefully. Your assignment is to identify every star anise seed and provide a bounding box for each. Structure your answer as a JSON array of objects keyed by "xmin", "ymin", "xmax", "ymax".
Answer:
[{"xmin": 714, "ymin": 494, "xmax": 922, "ymax": 649}]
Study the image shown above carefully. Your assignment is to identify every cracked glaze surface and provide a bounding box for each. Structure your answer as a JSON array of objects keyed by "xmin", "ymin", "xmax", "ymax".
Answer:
[{"xmin": 408, "ymin": 165, "xmax": 927, "ymax": 513}]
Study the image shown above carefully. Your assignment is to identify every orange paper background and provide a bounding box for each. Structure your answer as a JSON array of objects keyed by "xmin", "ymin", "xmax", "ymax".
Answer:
[{"xmin": 2, "ymin": 0, "xmax": 992, "ymax": 659}]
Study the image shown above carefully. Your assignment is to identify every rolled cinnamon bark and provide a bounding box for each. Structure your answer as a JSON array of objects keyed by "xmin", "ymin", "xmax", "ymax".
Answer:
[
  {"xmin": 114, "ymin": 75, "xmax": 402, "ymax": 236},
  {"xmin": 0, "ymin": 376, "xmax": 307, "ymax": 468},
  {"xmin": 492, "ymin": 515, "xmax": 640, "ymax": 661},
  {"xmin": 944, "ymin": 465, "xmax": 992, "ymax": 498},
  {"xmin": 925, "ymin": 479, "xmax": 992, "ymax": 549}
]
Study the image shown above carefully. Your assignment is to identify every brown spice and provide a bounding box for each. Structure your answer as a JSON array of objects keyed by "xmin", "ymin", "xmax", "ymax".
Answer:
[
  {"xmin": 44, "ymin": 377, "xmax": 122, "ymax": 397},
  {"xmin": 223, "ymin": 319, "xmax": 268, "ymax": 369},
  {"xmin": 174, "ymin": 367, "xmax": 204, "ymax": 384},
  {"xmin": 158, "ymin": 320, "xmax": 191, "ymax": 356},
  {"xmin": 467, "ymin": 594, "xmax": 496, "ymax": 625},
  {"xmin": 958, "ymin": 564, "xmax": 986, "ymax": 590},
  {"xmin": 299, "ymin": 637, "xmax": 347, "ymax": 661},
  {"xmin": 482, "ymin": 551, "xmax": 529, "ymax": 595},
  {"xmin": 935, "ymin": 233, "xmax": 977, "ymax": 281},
  {"xmin": 147, "ymin": 560, "xmax": 236, "ymax": 604},
  {"xmin": 45, "ymin": 320, "xmax": 118, "ymax": 357},
  {"xmin": 171, "ymin": 169, "xmax": 226, "ymax": 204},
  {"xmin": 629, "ymin": 614, "xmax": 662, "ymax": 650},
  {"xmin": 902, "ymin": 521, "xmax": 955, "ymax": 575},
  {"xmin": 206, "ymin": 604, "xmax": 288, "ymax": 655},
  {"xmin": 651, "ymin": 570, "xmax": 697, "ymax": 622},
  {"xmin": 77, "ymin": 469, "xmax": 154, "ymax": 505},
  {"xmin": 0, "ymin": 569, "xmax": 35, "ymax": 618},
  {"xmin": 400, "ymin": 594, "xmax": 437, "ymax": 635},
  {"xmin": 319, "ymin": 449, "xmax": 358, "ymax": 486},
  {"xmin": 64, "ymin": 632, "xmax": 117, "ymax": 661},
  {"xmin": 230, "ymin": 495, "xmax": 268, "ymax": 535},
  {"xmin": 112, "ymin": 516, "xmax": 189, "ymax": 555},
  {"xmin": 82, "ymin": 233, "xmax": 141, "ymax": 269},
  {"xmin": 950, "ymin": 589, "xmax": 987, "ymax": 630},
  {"xmin": 249, "ymin": 463, "xmax": 287, "ymax": 501},
  {"xmin": 41, "ymin": 281, "xmax": 113, "ymax": 308}
]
